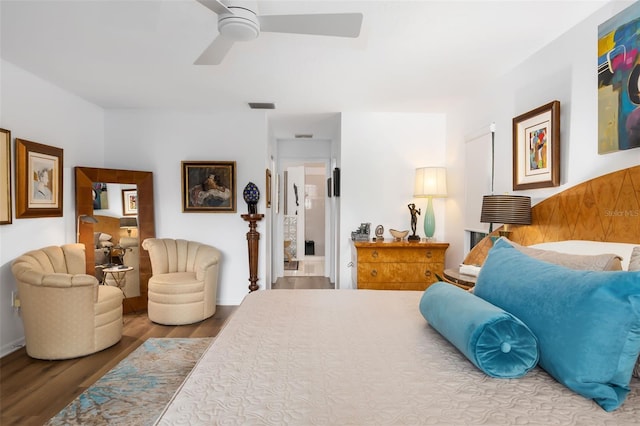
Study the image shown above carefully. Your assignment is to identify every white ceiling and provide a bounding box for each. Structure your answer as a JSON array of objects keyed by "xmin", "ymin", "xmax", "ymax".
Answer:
[{"xmin": 1, "ymin": 0, "xmax": 607, "ymax": 136}]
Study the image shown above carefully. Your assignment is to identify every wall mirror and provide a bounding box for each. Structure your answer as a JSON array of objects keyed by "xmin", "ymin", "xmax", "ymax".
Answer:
[{"xmin": 75, "ymin": 167, "xmax": 155, "ymax": 313}]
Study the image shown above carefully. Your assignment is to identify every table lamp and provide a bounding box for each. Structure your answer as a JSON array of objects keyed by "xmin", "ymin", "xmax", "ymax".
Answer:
[
  {"xmin": 413, "ymin": 167, "xmax": 447, "ymax": 239},
  {"xmin": 119, "ymin": 216, "xmax": 138, "ymax": 237},
  {"xmin": 480, "ymin": 194, "xmax": 531, "ymax": 240}
]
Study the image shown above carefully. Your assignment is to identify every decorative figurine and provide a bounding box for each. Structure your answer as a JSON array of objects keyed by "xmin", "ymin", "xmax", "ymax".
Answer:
[
  {"xmin": 243, "ymin": 182, "xmax": 260, "ymax": 214},
  {"xmin": 407, "ymin": 203, "xmax": 421, "ymax": 241}
]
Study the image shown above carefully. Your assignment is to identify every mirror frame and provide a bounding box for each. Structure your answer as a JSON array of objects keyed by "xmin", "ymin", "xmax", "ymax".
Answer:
[{"xmin": 75, "ymin": 167, "xmax": 155, "ymax": 313}]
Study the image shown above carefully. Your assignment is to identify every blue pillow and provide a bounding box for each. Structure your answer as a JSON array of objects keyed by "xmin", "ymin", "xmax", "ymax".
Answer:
[
  {"xmin": 419, "ymin": 282, "xmax": 539, "ymax": 378},
  {"xmin": 474, "ymin": 238, "xmax": 640, "ymax": 411}
]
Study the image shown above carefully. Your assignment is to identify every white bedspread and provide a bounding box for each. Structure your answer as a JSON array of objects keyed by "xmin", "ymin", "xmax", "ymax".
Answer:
[{"xmin": 156, "ymin": 290, "xmax": 639, "ymax": 425}]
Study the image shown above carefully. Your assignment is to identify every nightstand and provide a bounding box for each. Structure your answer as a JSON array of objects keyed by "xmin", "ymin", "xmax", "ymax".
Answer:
[{"xmin": 443, "ymin": 268, "xmax": 477, "ymax": 290}]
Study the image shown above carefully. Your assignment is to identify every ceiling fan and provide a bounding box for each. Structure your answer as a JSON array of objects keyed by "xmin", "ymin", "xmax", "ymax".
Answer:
[{"xmin": 195, "ymin": 0, "xmax": 363, "ymax": 65}]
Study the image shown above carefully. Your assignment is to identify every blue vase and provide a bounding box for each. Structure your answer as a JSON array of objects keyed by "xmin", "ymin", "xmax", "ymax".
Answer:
[{"xmin": 243, "ymin": 182, "xmax": 260, "ymax": 214}]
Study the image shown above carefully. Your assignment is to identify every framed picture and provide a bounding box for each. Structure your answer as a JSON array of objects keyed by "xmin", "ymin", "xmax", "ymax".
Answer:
[
  {"xmin": 92, "ymin": 182, "xmax": 108, "ymax": 210},
  {"xmin": 181, "ymin": 161, "xmax": 236, "ymax": 213},
  {"xmin": 265, "ymin": 168, "xmax": 272, "ymax": 208},
  {"xmin": 122, "ymin": 189, "xmax": 138, "ymax": 216},
  {"xmin": 275, "ymin": 173, "xmax": 280, "ymax": 214},
  {"xmin": 512, "ymin": 101, "xmax": 560, "ymax": 190},
  {"xmin": 15, "ymin": 138, "xmax": 63, "ymax": 218},
  {"xmin": 1, "ymin": 129, "xmax": 11, "ymax": 224},
  {"xmin": 597, "ymin": 2, "xmax": 640, "ymax": 154}
]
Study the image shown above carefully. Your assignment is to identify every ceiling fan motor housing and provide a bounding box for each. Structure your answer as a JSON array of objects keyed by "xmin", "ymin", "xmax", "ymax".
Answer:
[{"xmin": 218, "ymin": 7, "xmax": 259, "ymax": 41}]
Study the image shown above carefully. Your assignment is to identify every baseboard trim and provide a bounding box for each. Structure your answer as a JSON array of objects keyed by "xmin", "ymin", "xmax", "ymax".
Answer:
[{"xmin": 1, "ymin": 337, "xmax": 25, "ymax": 358}]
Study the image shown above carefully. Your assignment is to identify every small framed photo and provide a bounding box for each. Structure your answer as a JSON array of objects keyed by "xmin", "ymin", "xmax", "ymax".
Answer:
[
  {"xmin": 122, "ymin": 189, "xmax": 138, "ymax": 216},
  {"xmin": 265, "ymin": 168, "xmax": 272, "ymax": 208},
  {"xmin": 181, "ymin": 161, "xmax": 236, "ymax": 213},
  {"xmin": 512, "ymin": 101, "xmax": 560, "ymax": 190},
  {"xmin": 16, "ymin": 138, "xmax": 63, "ymax": 218},
  {"xmin": 1, "ymin": 129, "xmax": 11, "ymax": 224}
]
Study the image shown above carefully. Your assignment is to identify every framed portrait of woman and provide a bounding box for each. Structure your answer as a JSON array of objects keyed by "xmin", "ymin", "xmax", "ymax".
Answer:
[{"xmin": 16, "ymin": 138, "xmax": 63, "ymax": 218}]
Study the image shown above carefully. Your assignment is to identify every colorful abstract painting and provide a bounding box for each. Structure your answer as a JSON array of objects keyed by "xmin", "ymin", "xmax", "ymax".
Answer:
[{"xmin": 598, "ymin": 2, "xmax": 640, "ymax": 154}]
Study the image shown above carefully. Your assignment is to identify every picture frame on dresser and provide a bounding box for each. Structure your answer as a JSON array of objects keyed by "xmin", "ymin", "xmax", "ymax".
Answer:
[
  {"xmin": 1, "ymin": 128, "xmax": 11, "ymax": 224},
  {"xmin": 512, "ymin": 100, "xmax": 560, "ymax": 190},
  {"xmin": 15, "ymin": 138, "xmax": 63, "ymax": 218}
]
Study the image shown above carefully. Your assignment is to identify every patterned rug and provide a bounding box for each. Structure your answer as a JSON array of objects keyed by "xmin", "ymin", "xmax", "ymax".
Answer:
[{"xmin": 46, "ymin": 337, "xmax": 212, "ymax": 426}]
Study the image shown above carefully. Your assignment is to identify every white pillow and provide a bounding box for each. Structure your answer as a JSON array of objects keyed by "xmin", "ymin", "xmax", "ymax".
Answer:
[
  {"xmin": 629, "ymin": 247, "xmax": 640, "ymax": 272},
  {"xmin": 529, "ymin": 240, "xmax": 637, "ymax": 271},
  {"xmin": 99, "ymin": 233, "xmax": 112, "ymax": 242}
]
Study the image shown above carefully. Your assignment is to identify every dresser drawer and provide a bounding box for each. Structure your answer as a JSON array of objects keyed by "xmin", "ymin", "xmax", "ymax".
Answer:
[
  {"xmin": 357, "ymin": 262, "xmax": 442, "ymax": 283},
  {"xmin": 357, "ymin": 247, "xmax": 445, "ymax": 263},
  {"xmin": 357, "ymin": 281, "xmax": 436, "ymax": 291}
]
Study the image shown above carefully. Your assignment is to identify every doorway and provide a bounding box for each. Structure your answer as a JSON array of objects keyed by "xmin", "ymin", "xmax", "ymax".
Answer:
[{"xmin": 280, "ymin": 161, "xmax": 329, "ymax": 278}]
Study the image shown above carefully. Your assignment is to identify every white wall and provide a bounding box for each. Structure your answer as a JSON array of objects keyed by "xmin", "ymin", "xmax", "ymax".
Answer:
[
  {"xmin": 103, "ymin": 110, "xmax": 268, "ymax": 305},
  {"xmin": 445, "ymin": 1, "xmax": 640, "ymax": 268},
  {"xmin": 0, "ymin": 60, "xmax": 105, "ymax": 356},
  {"xmin": 340, "ymin": 112, "xmax": 447, "ymax": 289}
]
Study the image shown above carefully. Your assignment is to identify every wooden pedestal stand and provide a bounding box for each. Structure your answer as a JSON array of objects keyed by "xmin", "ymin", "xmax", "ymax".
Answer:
[{"xmin": 241, "ymin": 214, "xmax": 264, "ymax": 292}]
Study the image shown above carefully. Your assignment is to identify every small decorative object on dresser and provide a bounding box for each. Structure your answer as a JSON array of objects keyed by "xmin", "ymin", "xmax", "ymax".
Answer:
[
  {"xmin": 351, "ymin": 223, "xmax": 370, "ymax": 241},
  {"xmin": 350, "ymin": 240, "xmax": 448, "ymax": 290},
  {"xmin": 407, "ymin": 203, "xmax": 421, "ymax": 241},
  {"xmin": 374, "ymin": 225, "xmax": 384, "ymax": 241},
  {"xmin": 389, "ymin": 229, "xmax": 409, "ymax": 241},
  {"xmin": 243, "ymin": 181, "xmax": 260, "ymax": 214}
]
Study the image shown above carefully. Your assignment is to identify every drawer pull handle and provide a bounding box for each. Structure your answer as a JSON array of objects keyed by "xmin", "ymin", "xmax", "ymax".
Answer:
[
  {"xmin": 371, "ymin": 269, "xmax": 378, "ymax": 277},
  {"xmin": 425, "ymin": 251, "xmax": 432, "ymax": 259},
  {"xmin": 424, "ymin": 270, "xmax": 432, "ymax": 278},
  {"xmin": 372, "ymin": 251, "xmax": 379, "ymax": 259}
]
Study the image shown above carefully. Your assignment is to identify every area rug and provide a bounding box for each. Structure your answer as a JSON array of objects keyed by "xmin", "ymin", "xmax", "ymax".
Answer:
[
  {"xmin": 284, "ymin": 260, "xmax": 299, "ymax": 270},
  {"xmin": 46, "ymin": 337, "xmax": 212, "ymax": 426}
]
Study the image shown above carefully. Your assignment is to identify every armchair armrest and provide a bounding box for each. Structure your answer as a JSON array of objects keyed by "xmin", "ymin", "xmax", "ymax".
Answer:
[{"xmin": 42, "ymin": 273, "xmax": 98, "ymax": 288}]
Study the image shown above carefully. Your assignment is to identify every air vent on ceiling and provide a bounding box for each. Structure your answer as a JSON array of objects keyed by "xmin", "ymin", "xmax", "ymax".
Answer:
[
  {"xmin": 295, "ymin": 134, "xmax": 313, "ymax": 139},
  {"xmin": 248, "ymin": 102, "xmax": 275, "ymax": 109}
]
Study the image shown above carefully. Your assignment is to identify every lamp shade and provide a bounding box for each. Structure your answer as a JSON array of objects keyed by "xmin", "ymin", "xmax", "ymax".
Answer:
[
  {"xmin": 119, "ymin": 217, "xmax": 138, "ymax": 228},
  {"xmin": 480, "ymin": 195, "xmax": 531, "ymax": 225},
  {"xmin": 414, "ymin": 167, "xmax": 448, "ymax": 198}
]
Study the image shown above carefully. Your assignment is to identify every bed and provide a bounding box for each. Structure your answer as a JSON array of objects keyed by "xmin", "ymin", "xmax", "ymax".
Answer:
[{"xmin": 156, "ymin": 167, "xmax": 640, "ymax": 425}]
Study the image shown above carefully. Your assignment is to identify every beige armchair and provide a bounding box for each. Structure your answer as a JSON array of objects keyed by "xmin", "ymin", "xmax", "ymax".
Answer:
[
  {"xmin": 11, "ymin": 244, "xmax": 123, "ymax": 360},
  {"xmin": 142, "ymin": 238, "xmax": 221, "ymax": 325}
]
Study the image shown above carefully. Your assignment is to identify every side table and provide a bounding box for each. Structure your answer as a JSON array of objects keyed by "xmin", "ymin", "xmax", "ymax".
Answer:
[
  {"xmin": 443, "ymin": 268, "xmax": 477, "ymax": 290},
  {"xmin": 102, "ymin": 265, "xmax": 133, "ymax": 296}
]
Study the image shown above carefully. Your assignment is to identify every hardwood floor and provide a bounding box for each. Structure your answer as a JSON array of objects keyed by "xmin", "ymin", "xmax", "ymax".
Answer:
[
  {"xmin": 0, "ymin": 306, "xmax": 236, "ymax": 426},
  {"xmin": 273, "ymin": 276, "xmax": 334, "ymax": 289}
]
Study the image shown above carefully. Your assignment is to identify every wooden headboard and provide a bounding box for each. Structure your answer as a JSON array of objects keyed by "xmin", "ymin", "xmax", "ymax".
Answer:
[
  {"xmin": 464, "ymin": 165, "xmax": 640, "ymax": 266},
  {"xmin": 94, "ymin": 215, "xmax": 138, "ymax": 246}
]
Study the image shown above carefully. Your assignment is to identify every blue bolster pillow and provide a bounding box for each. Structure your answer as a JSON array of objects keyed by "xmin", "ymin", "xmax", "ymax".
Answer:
[{"xmin": 420, "ymin": 282, "xmax": 539, "ymax": 378}]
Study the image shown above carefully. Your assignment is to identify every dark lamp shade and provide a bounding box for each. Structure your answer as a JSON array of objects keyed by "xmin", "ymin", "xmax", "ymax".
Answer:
[
  {"xmin": 120, "ymin": 217, "xmax": 138, "ymax": 228},
  {"xmin": 480, "ymin": 195, "xmax": 531, "ymax": 225}
]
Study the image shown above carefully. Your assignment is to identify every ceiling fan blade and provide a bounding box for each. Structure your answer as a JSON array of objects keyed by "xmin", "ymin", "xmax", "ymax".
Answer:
[
  {"xmin": 195, "ymin": 36, "xmax": 235, "ymax": 65},
  {"xmin": 258, "ymin": 13, "xmax": 363, "ymax": 38},
  {"xmin": 196, "ymin": 0, "xmax": 232, "ymax": 15}
]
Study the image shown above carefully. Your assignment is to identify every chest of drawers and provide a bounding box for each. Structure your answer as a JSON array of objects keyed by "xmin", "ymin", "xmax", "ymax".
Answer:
[{"xmin": 350, "ymin": 240, "xmax": 449, "ymax": 290}]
